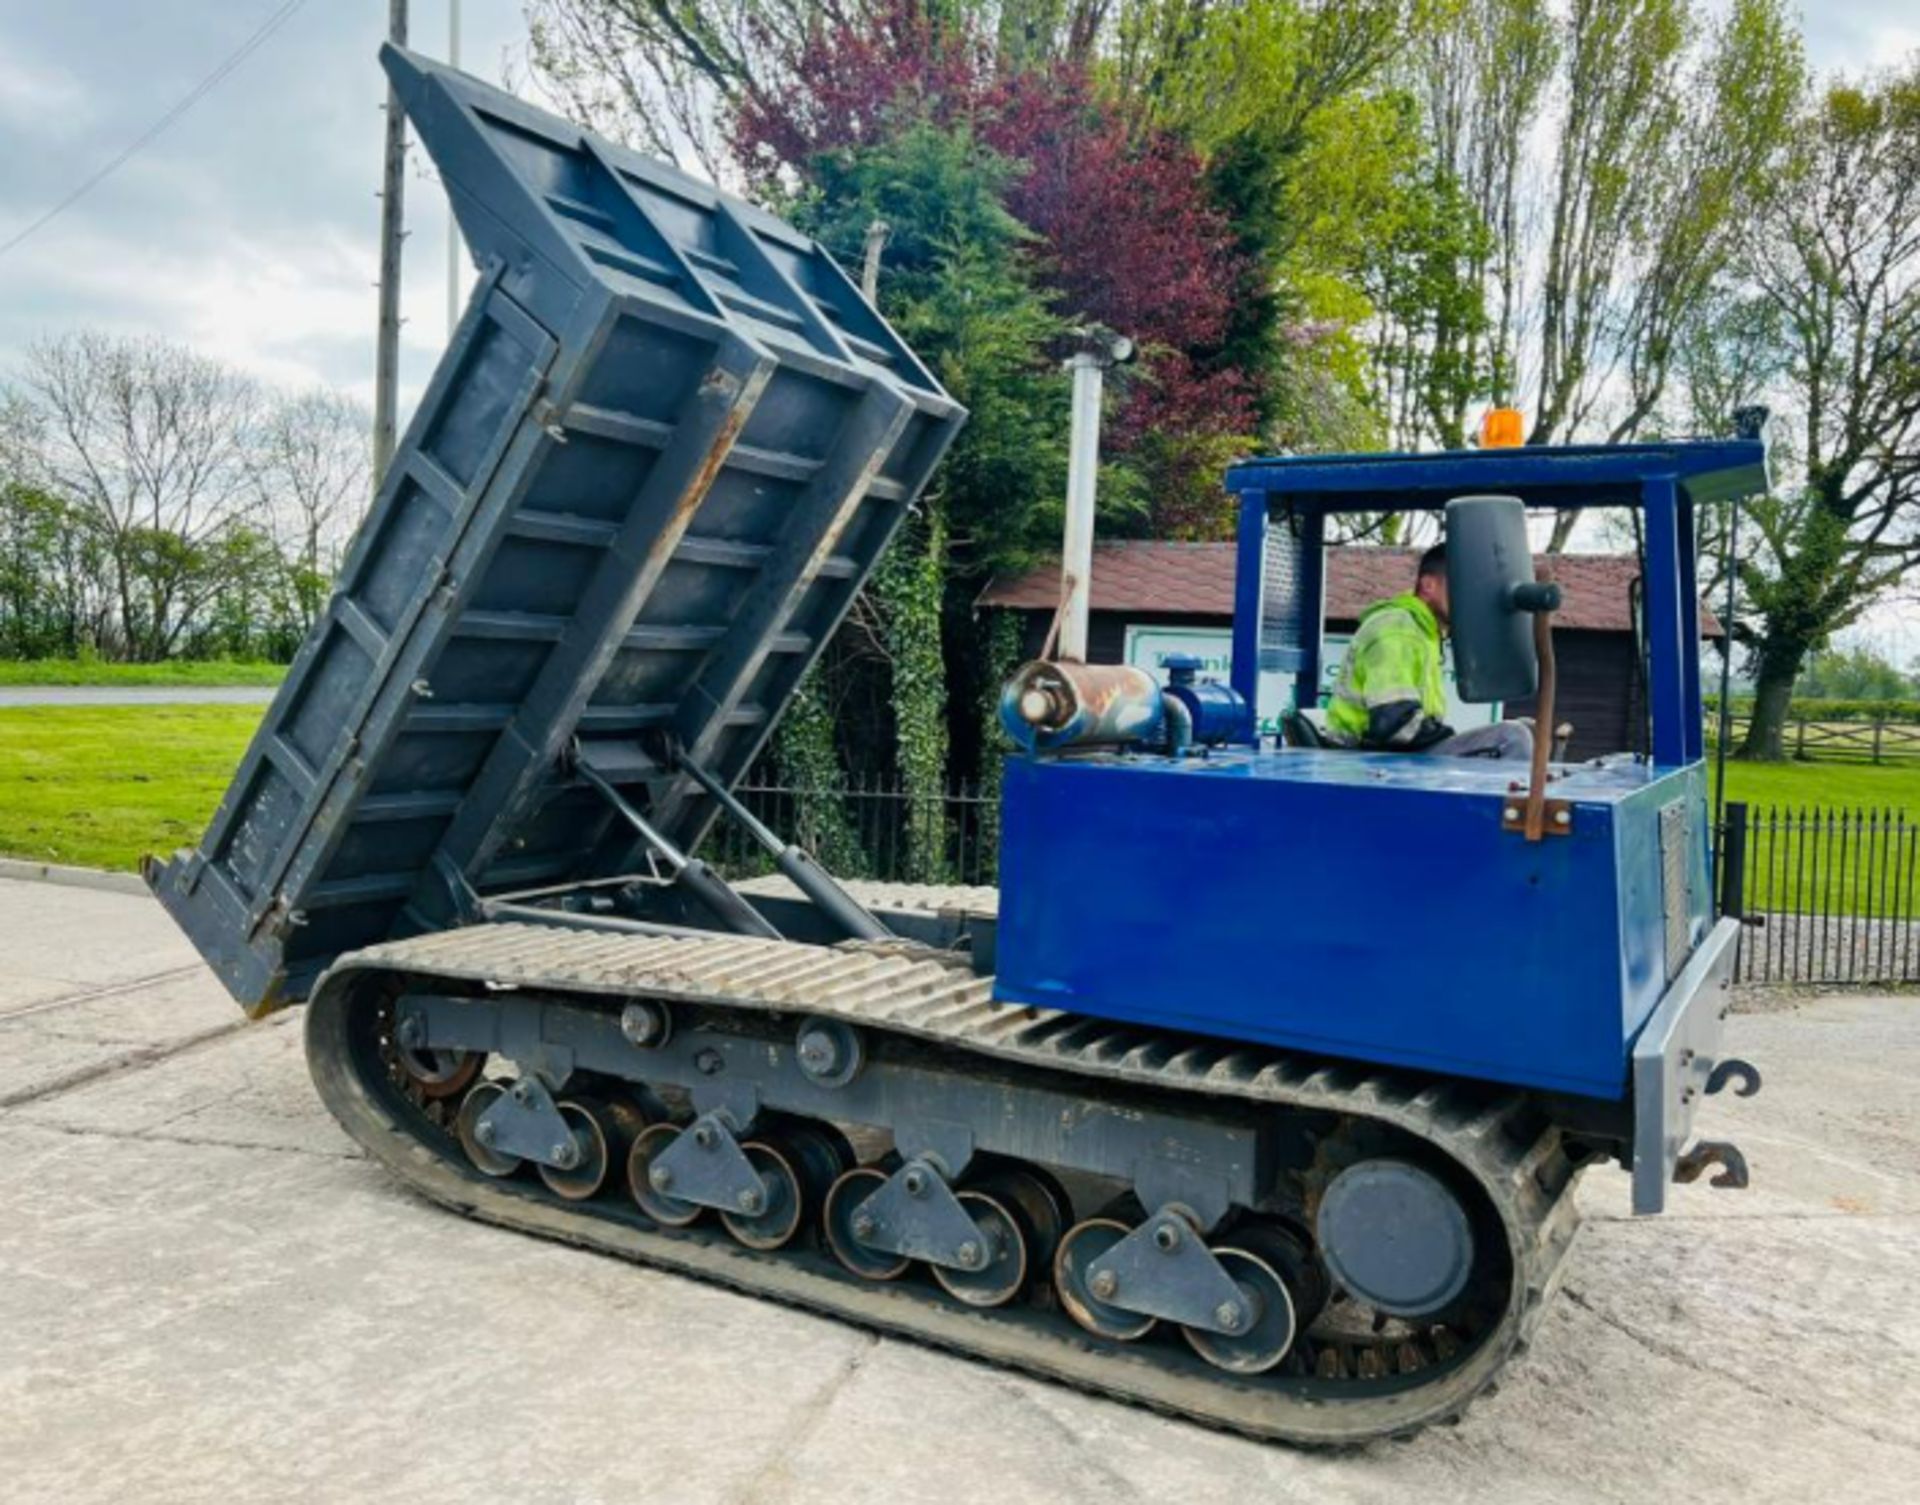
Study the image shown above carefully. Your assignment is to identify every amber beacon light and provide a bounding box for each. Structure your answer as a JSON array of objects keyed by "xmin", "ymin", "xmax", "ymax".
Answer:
[{"xmin": 1478, "ymin": 407, "xmax": 1525, "ymax": 447}]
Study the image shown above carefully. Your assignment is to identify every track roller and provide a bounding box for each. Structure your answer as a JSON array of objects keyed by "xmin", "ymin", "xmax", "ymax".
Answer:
[
  {"xmin": 1180, "ymin": 1239, "xmax": 1297, "ymax": 1375},
  {"xmin": 539, "ymin": 1098, "xmax": 622, "ymax": 1201},
  {"xmin": 722, "ymin": 1122, "xmax": 855, "ymax": 1250},
  {"xmin": 823, "ymin": 1166, "xmax": 911, "ymax": 1281},
  {"xmin": 719, "ymin": 1140, "xmax": 807, "ymax": 1249},
  {"xmin": 1054, "ymin": 1218, "xmax": 1157, "ymax": 1342},
  {"xmin": 931, "ymin": 1189, "xmax": 1029, "ymax": 1307},
  {"xmin": 454, "ymin": 1080, "xmax": 521, "ymax": 1178},
  {"xmin": 628, "ymin": 1122, "xmax": 704, "ymax": 1226},
  {"xmin": 395, "ymin": 1039, "xmax": 483, "ymax": 1100}
]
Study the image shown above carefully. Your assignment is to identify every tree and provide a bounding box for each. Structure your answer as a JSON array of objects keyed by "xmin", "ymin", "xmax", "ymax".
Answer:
[
  {"xmin": 1733, "ymin": 64, "xmax": 1920, "ymax": 759},
  {"xmin": 1417, "ymin": 0, "xmax": 1557, "ymax": 425},
  {"xmin": 799, "ymin": 120, "xmax": 1071, "ymax": 579},
  {"xmin": 248, "ymin": 388, "xmax": 373, "ymax": 626},
  {"xmin": 793, "ymin": 120, "xmax": 1067, "ymax": 817},
  {"xmin": 3, "ymin": 335, "xmax": 372, "ymax": 663},
  {"xmin": 982, "ymin": 64, "xmax": 1254, "ymax": 534},
  {"xmin": 1135, "ymin": 0, "xmax": 1410, "ymax": 444},
  {"xmin": 1354, "ymin": 114, "xmax": 1497, "ymax": 450},
  {"xmin": 525, "ymin": 0, "xmax": 800, "ymax": 175},
  {"xmin": 729, "ymin": 1, "xmax": 1256, "ymax": 535},
  {"xmin": 1530, "ymin": 0, "xmax": 1802, "ymax": 468},
  {"xmin": 1796, "ymin": 645, "xmax": 1915, "ymax": 701},
  {"xmin": 0, "ymin": 482, "xmax": 111, "ymax": 657},
  {"xmin": 1648, "ymin": 284, "xmax": 1791, "ymax": 614},
  {"xmin": 10, "ymin": 332, "xmax": 267, "ymax": 661}
]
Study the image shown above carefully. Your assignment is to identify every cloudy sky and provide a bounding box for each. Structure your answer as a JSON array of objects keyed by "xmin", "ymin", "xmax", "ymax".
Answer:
[
  {"xmin": 0, "ymin": 0, "xmax": 535, "ymax": 414},
  {"xmin": 1, "ymin": 0, "xmax": 1913, "ymax": 412}
]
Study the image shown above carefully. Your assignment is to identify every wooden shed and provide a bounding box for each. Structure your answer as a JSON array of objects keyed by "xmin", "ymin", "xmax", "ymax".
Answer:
[{"xmin": 977, "ymin": 542, "xmax": 1722, "ymax": 761}]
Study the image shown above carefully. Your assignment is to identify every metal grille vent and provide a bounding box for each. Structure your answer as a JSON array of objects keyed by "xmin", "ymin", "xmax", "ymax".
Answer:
[
  {"xmin": 1259, "ymin": 522, "xmax": 1305, "ymax": 670},
  {"xmin": 1659, "ymin": 800, "xmax": 1692, "ymax": 981}
]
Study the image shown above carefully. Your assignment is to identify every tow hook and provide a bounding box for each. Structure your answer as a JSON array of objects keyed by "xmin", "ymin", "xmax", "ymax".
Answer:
[
  {"xmin": 1706, "ymin": 1058, "xmax": 1762, "ymax": 1097},
  {"xmin": 1674, "ymin": 1140, "xmax": 1750, "ymax": 1191}
]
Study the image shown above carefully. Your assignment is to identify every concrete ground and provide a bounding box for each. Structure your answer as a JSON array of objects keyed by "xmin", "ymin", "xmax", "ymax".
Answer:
[{"xmin": 0, "ymin": 876, "xmax": 1914, "ymax": 1504}]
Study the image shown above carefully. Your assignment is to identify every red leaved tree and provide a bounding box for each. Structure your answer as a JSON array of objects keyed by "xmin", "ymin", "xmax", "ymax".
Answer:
[{"xmin": 733, "ymin": 0, "xmax": 1255, "ymax": 537}]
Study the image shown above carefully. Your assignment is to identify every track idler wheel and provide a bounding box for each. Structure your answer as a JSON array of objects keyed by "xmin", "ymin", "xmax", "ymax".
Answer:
[
  {"xmin": 628, "ymin": 1122, "xmax": 704, "ymax": 1227},
  {"xmin": 823, "ymin": 1166, "xmax": 911, "ymax": 1282},
  {"xmin": 1315, "ymin": 1158, "xmax": 1475, "ymax": 1319},
  {"xmin": 1054, "ymin": 1218, "xmax": 1156, "ymax": 1342},
  {"xmin": 387, "ymin": 1005, "xmax": 483, "ymax": 1102}
]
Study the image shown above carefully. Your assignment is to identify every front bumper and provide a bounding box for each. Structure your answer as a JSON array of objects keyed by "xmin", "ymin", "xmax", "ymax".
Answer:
[{"xmin": 1630, "ymin": 917, "xmax": 1748, "ymax": 1214}]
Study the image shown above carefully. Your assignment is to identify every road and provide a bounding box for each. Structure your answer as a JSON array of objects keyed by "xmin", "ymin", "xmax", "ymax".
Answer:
[
  {"xmin": 0, "ymin": 873, "xmax": 1914, "ymax": 1503},
  {"xmin": 0, "ymin": 686, "xmax": 276, "ymax": 706}
]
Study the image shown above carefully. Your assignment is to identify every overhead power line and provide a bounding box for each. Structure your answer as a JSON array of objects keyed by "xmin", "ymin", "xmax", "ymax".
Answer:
[{"xmin": 0, "ymin": 0, "xmax": 312, "ymax": 261}]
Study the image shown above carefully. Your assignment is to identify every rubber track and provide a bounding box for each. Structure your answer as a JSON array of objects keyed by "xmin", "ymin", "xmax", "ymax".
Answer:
[{"xmin": 308, "ymin": 917, "xmax": 1584, "ymax": 1446}]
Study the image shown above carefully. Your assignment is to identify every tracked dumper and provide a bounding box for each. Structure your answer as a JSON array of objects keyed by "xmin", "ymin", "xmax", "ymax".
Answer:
[{"xmin": 149, "ymin": 46, "xmax": 1767, "ymax": 1446}]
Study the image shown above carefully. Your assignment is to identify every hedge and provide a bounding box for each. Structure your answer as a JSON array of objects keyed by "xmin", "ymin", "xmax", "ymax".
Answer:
[{"xmin": 1704, "ymin": 696, "xmax": 1920, "ymax": 725}]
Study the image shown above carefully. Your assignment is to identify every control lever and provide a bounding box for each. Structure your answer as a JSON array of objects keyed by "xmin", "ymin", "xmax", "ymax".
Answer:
[{"xmin": 1513, "ymin": 576, "xmax": 1564, "ymax": 843}]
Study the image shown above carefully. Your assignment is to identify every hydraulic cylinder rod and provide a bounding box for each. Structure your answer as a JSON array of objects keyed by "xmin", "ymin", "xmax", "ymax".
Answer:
[
  {"xmin": 676, "ymin": 756, "xmax": 892, "ymax": 941},
  {"xmin": 575, "ymin": 761, "xmax": 781, "ymax": 939}
]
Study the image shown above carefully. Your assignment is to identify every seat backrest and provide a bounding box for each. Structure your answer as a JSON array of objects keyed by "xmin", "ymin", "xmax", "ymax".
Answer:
[{"xmin": 1282, "ymin": 710, "xmax": 1327, "ymax": 749}]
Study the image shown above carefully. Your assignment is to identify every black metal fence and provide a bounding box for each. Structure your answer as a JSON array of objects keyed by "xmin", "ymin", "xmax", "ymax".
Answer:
[
  {"xmin": 1717, "ymin": 802, "xmax": 1920, "ymax": 985},
  {"xmin": 709, "ymin": 773, "xmax": 999, "ymax": 888},
  {"xmin": 707, "ymin": 779, "xmax": 1920, "ymax": 988}
]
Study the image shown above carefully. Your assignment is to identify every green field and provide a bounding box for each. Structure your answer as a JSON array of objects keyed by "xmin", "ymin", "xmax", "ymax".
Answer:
[
  {"xmin": 1717, "ymin": 758, "xmax": 1920, "ymax": 812},
  {"xmin": 0, "ymin": 705, "xmax": 261, "ymax": 871},
  {"xmin": 0, "ymin": 658, "xmax": 285, "ymax": 687},
  {"xmin": 1, "ymin": 698, "xmax": 1917, "ymax": 919},
  {"xmin": 1712, "ymin": 760, "xmax": 1920, "ymax": 918}
]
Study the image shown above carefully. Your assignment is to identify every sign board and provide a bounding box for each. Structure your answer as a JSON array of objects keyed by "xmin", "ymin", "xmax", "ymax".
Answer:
[{"xmin": 1123, "ymin": 624, "xmax": 1499, "ymax": 739}]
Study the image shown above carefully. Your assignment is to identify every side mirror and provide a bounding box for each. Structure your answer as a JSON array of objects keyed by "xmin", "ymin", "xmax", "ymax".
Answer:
[{"xmin": 1445, "ymin": 495, "xmax": 1560, "ymax": 703}]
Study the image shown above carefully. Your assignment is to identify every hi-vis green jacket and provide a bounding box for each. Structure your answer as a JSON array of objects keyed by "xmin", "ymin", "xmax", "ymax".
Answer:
[{"xmin": 1326, "ymin": 593, "xmax": 1452, "ymax": 749}]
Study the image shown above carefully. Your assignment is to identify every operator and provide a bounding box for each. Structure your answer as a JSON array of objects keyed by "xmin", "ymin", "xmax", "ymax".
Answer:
[{"xmin": 1325, "ymin": 543, "xmax": 1534, "ymax": 759}]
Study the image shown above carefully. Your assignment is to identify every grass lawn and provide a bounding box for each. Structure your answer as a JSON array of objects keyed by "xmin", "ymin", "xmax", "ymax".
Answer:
[
  {"xmin": 0, "ymin": 705, "xmax": 261, "ymax": 871},
  {"xmin": 1702, "ymin": 759, "xmax": 1920, "ymax": 918},
  {"xmin": 1717, "ymin": 757, "xmax": 1920, "ymax": 812},
  {"xmin": 3, "ymin": 697, "xmax": 1918, "ymax": 919},
  {"xmin": 0, "ymin": 658, "xmax": 285, "ymax": 687}
]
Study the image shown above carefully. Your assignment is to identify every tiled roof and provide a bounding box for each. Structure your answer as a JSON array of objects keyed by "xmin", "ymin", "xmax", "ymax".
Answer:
[{"xmin": 977, "ymin": 541, "xmax": 1721, "ymax": 635}]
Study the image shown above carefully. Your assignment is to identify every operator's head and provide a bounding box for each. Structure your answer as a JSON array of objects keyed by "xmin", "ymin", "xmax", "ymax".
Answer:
[{"xmin": 1415, "ymin": 542, "xmax": 1449, "ymax": 627}]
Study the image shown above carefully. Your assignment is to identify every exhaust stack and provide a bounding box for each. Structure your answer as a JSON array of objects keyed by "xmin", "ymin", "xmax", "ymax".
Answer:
[{"xmin": 1056, "ymin": 328, "xmax": 1133, "ymax": 662}]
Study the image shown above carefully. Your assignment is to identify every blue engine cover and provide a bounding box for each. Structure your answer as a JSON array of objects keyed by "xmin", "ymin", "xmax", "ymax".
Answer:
[{"xmin": 992, "ymin": 749, "xmax": 1711, "ymax": 1101}]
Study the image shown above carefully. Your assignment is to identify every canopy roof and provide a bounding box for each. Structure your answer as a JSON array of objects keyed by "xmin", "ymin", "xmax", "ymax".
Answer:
[{"xmin": 1226, "ymin": 439, "xmax": 1770, "ymax": 512}]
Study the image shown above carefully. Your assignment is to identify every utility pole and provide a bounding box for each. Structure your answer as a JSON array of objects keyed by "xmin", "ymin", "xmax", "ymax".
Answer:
[
  {"xmin": 373, "ymin": 0, "xmax": 409, "ymax": 487},
  {"xmin": 446, "ymin": 0, "xmax": 463, "ymax": 337}
]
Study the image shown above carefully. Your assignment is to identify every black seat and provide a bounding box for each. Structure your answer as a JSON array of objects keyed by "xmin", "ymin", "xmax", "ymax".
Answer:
[{"xmin": 1281, "ymin": 711, "xmax": 1329, "ymax": 749}]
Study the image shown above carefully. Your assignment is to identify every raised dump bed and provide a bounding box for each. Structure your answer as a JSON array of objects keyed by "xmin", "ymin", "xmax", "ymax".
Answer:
[{"xmin": 147, "ymin": 46, "xmax": 964, "ymax": 1013}]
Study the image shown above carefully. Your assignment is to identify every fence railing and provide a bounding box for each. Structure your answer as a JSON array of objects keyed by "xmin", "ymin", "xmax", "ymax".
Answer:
[
  {"xmin": 709, "ymin": 773, "xmax": 999, "ymax": 889},
  {"xmin": 705, "ymin": 778, "xmax": 1918, "ymax": 988},
  {"xmin": 1709, "ymin": 713, "xmax": 1920, "ymax": 763},
  {"xmin": 1717, "ymin": 802, "xmax": 1920, "ymax": 985}
]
